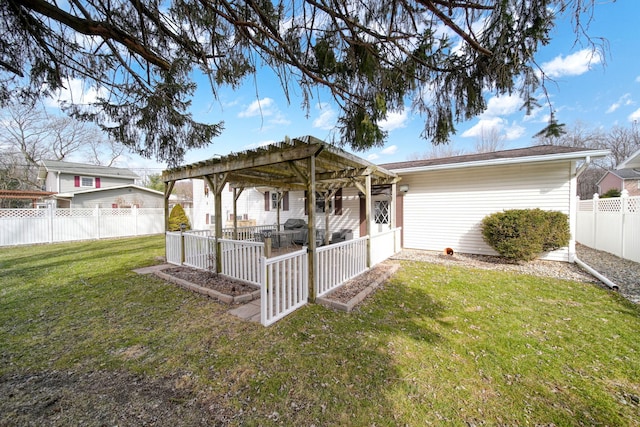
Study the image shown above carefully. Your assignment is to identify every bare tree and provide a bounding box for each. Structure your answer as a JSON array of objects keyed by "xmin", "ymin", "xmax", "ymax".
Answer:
[
  {"xmin": 550, "ymin": 121, "xmax": 640, "ymax": 198},
  {"xmin": 407, "ymin": 144, "xmax": 466, "ymax": 160},
  {"xmin": 0, "ymin": 102, "xmax": 124, "ymax": 190},
  {"xmin": 474, "ymin": 127, "xmax": 506, "ymax": 153}
]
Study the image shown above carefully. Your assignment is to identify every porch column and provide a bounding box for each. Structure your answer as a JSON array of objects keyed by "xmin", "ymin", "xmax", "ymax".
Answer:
[
  {"xmin": 307, "ymin": 155, "xmax": 317, "ymax": 302},
  {"xmin": 205, "ymin": 174, "xmax": 228, "ymax": 274},
  {"xmin": 365, "ymin": 174, "xmax": 372, "ymax": 267},
  {"xmin": 163, "ymin": 180, "xmax": 175, "ymax": 232}
]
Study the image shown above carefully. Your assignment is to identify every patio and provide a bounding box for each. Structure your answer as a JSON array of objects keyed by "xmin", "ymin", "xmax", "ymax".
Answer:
[{"xmin": 162, "ymin": 136, "xmax": 402, "ymax": 325}]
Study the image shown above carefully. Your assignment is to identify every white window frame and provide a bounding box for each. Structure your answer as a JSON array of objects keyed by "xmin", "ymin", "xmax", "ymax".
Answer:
[{"xmin": 80, "ymin": 176, "xmax": 95, "ymax": 187}]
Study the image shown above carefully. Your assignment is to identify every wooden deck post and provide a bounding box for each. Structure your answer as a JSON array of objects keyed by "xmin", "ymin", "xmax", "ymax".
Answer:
[{"xmin": 307, "ymin": 155, "xmax": 317, "ymax": 302}]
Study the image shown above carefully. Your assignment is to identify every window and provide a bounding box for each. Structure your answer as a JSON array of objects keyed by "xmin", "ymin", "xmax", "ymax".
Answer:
[
  {"xmin": 374, "ymin": 200, "xmax": 390, "ymax": 224},
  {"xmin": 271, "ymin": 192, "xmax": 279, "ymax": 209},
  {"xmin": 81, "ymin": 176, "xmax": 95, "ymax": 187}
]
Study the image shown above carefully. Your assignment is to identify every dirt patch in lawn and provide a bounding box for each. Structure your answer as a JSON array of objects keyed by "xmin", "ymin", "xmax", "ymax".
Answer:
[{"xmin": 0, "ymin": 370, "xmax": 235, "ymax": 426}]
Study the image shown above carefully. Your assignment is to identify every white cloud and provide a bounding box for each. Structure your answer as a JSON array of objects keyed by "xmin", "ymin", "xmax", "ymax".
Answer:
[
  {"xmin": 379, "ymin": 110, "xmax": 409, "ymax": 132},
  {"xmin": 367, "ymin": 153, "xmax": 380, "ymax": 161},
  {"xmin": 629, "ymin": 108, "xmax": 640, "ymax": 122},
  {"xmin": 312, "ymin": 103, "xmax": 337, "ymax": 130},
  {"xmin": 380, "ymin": 145, "xmax": 398, "ymax": 155},
  {"xmin": 462, "ymin": 117, "xmax": 504, "ymax": 138},
  {"xmin": 481, "ymin": 94, "xmax": 521, "ymax": 117},
  {"xmin": 238, "ymin": 98, "xmax": 275, "ymax": 118},
  {"xmin": 636, "ymin": 76, "xmax": 640, "ymax": 83},
  {"xmin": 606, "ymin": 93, "xmax": 633, "ymax": 113},
  {"xmin": 462, "ymin": 118, "xmax": 524, "ymax": 141},
  {"xmin": 45, "ymin": 78, "xmax": 107, "ymax": 107},
  {"xmin": 541, "ymin": 48, "xmax": 602, "ymax": 79}
]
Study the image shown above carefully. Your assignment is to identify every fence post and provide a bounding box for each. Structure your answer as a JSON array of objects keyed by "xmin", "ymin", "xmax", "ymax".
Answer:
[
  {"xmin": 133, "ymin": 205, "xmax": 139, "ymax": 236},
  {"xmin": 621, "ymin": 190, "xmax": 629, "ymax": 259},
  {"xmin": 592, "ymin": 193, "xmax": 599, "ymax": 249},
  {"xmin": 48, "ymin": 204, "xmax": 54, "ymax": 244}
]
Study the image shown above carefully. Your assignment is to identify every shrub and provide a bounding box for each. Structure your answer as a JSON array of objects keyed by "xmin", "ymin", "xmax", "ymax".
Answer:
[
  {"xmin": 601, "ymin": 188, "xmax": 621, "ymax": 198},
  {"xmin": 481, "ymin": 208, "xmax": 570, "ymax": 262},
  {"xmin": 168, "ymin": 204, "xmax": 192, "ymax": 231}
]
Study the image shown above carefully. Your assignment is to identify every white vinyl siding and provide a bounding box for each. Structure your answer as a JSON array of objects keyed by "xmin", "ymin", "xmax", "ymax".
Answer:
[
  {"xmin": 191, "ymin": 181, "xmax": 362, "ymax": 237},
  {"xmin": 399, "ymin": 161, "xmax": 573, "ymax": 262}
]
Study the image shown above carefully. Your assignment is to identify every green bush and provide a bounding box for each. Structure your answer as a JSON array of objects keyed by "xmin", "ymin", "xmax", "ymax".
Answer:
[
  {"xmin": 481, "ymin": 208, "xmax": 570, "ymax": 262},
  {"xmin": 601, "ymin": 188, "xmax": 621, "ymax": 198},
  {"xmin": 168, "ymin": 204, "xmax": 192, "ymax": 231}
]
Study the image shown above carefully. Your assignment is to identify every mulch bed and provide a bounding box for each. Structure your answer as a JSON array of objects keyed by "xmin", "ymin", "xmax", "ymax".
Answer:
[{"xmin": 161, "ymin": 267, "xmax": 257, "ymax": 296}]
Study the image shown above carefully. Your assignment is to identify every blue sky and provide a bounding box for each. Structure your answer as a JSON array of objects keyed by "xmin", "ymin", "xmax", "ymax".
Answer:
[{"xmin": 50, "ymin": 0, "xmax": 640, "ymax": 171}]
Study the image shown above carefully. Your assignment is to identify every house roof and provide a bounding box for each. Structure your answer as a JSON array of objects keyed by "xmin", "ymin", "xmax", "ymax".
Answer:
[
  {"xmin": 39, "ymin": 159, "xmax": 140, "ymax": 180},
  {"xmin": 617, "ymin": 148, "xmax": 640, "ymax": 170},
  {"xmin": 599, "ymin": 168, "xmax": 640, "ymax": 181},
  {"xmin": 54, "ymin": 184, "xmax": 163, "ymax": 199},
  {"xmin": 379, "ymin": 145, "xmax": 609, "ymax": 173}
]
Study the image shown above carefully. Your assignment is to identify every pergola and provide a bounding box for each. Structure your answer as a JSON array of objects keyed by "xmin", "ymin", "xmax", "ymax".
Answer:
[
  {"xmin": 0, "ymin": 190, "xmax": 56, "ymax": 207},
  {"xmin": 162, "ymin": 135, "xmax": 400, "ymax": 300}
]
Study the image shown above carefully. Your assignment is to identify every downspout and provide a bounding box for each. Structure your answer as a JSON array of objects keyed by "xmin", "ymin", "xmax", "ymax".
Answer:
[
  {"xmin": 574, "ymin": 257, "xmax": 619, "ymax": 290},
  {"xmin": 572, "ymin": 154, "xmax": 619, "ymax": 290}
]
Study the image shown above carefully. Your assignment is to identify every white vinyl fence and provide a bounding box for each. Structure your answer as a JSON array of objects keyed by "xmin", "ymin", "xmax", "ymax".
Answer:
[
  {"xmin": 1, "ymin": 206, "xmax": 170, "ymax": 247},
  {"xmin": 576, "ymin": 193, "xmax": 640, "ymax": 263}
]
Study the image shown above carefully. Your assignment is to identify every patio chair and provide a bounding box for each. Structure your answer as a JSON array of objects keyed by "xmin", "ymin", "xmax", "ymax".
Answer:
[{"xmin": 331, "ymin": 228, "xmax": 353, "ymax": 243}]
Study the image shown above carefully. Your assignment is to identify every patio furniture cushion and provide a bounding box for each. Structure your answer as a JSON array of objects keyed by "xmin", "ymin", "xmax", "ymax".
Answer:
[
  {"xmin": 331, "ymin": 229, "xmax": 353, "ymax": 243},
  {"xmin": 283, "ymin": 218, "xmax": 307, "ymax": 230}
]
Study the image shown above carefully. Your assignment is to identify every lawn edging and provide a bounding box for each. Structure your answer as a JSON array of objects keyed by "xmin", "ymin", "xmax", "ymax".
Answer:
[
  {"xmin": 133, "ymin": 264, "xmax": 261, "ymax": 305},
  {"xmin": 317, "ymin": 263, "xmax": 400, "ymax": 312}
]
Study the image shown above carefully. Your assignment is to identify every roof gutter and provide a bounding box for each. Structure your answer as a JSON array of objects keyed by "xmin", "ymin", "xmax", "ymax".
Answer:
[{"xmin": 389, "ymin": 149, "xmax": 610, "ymax": 174}]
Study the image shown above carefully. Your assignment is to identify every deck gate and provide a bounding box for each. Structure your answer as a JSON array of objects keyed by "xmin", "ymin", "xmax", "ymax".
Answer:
[{"xmin": 261, "ymin": 249, "xmax": 308, "ymax": 326}]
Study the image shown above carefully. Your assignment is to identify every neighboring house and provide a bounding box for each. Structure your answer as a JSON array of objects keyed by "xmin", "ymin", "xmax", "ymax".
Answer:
[
  {"xmin": 597, "ymin": 168, "xmax": 640, "ymax": 197},
  {"xmin": 37, "ymin": 159, "xmax": 164, "ymax": 208},
  {"xmin": 189, "ymin": 144, "xmax": 608, "ymax": 262}
]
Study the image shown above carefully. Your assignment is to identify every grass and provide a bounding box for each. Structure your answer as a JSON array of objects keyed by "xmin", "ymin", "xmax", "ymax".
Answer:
[{"xmin": 1, "ymin": 235, "xmax": 639, "ymax": 425}]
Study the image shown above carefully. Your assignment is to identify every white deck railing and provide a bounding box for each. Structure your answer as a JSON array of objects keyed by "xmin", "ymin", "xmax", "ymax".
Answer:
[
  {"xmin": 166, "ymin": 231, "xmax": 182, "ymax": 265},
  {"xmin": 370, "ymin": 227, "xmax": 402, "ymax": 266},
  {"xmin": 221, "ymin": 224, "xmax": 281, "ymax": 241},
  {"xmin": 165, "ymin": 226, "xmax": 402, "ymax": 326},
  {"xmin": 316, "ymin": 237, "xmax": 368, "ymax": 297},
  {"xmin": 183, "ymin": 233, "xmax": 216, "ymax": 270},
  {"xmin": 261, "ymin": 249, "xmax": 308, "ymax": 326},
  {"xmin": 220, "ymin": 239, "xmax": 264, "ymax": 286}
]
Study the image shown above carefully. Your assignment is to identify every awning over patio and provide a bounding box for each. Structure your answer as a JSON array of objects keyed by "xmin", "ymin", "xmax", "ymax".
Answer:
[{"xmin": 162, "ymin": 135, "xmax": 400, "ymax": 301}]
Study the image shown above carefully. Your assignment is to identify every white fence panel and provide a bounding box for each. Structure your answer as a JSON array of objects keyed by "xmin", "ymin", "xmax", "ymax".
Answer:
[
  {"xmin": 220, "ymin": 239, "xmax": 264, "ymax": 286},
  {"xmin": 370, "ymin": 227, "xmax": 402, "ymax": 266},
  {"xmin": 0, "ymin": 209, "xmax": 50, "ymax": 245},
  {"xmin": 316, "ymin": 237, "xmax": 368, "ymax": 297},
  {"xmin": 183, "ymin": 233, "xmax": 216, "ymax": 270},
  {"xmin": 576, "ymin": 194, "xmax": 640, "ymax": 263},
  {"xmin": 576, "ymin": 200, "xmax": 594, "ymax": 247},
  {"xmin": 261, "ymin": 249, "xmax": 308, "ymax": 326},
  {"xmin": 165, "ymin": 232, "xmax": 182, "ymax": 265},
  {"xmin": 0, "ymin": 207, "xmax": 166, "ymax": 246}
]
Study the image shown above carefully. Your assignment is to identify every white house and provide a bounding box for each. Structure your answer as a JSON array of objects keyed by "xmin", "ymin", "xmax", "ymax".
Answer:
[
  {"xmin": 38, "ymin": 159, "xmax": 164, "ymax": 208},
  {"xmin": 187, "ymin": 142, "xmax": 608, "ymax": 262}
]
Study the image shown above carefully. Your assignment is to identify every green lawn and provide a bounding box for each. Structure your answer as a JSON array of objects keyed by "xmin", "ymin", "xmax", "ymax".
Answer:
[{"xmin": 1, "ymin": 236, "xmax": 639, "ymax": 426}]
